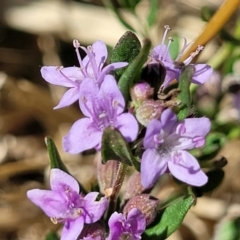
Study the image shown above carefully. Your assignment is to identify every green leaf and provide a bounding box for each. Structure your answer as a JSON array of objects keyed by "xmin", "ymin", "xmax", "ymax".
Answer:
[
  {"xmin": 213, "ymin": 217, "xmax": 240, "ymax": 240},
  {"xmin": 44, "ymin": 136, "xmax": 87, "ymax": 194},
  {"xmin": 143, "ymin": 195, "xmax": 195, "ymax": 239},
  {"xmin": 118, "ymin": 38, "xmax": 151, "ymax": 103},
  {"xmin": 147, "ymin": 0, "xmax": 158, "ymax": 27},
  {"xmin": 103, "ymin": 0, "xmax": 135, "ymax": 31},
  {"xmin": 118, "ymin": 0, "xmax": 142, "ymax": 11},
  {"xmin": 169, "ymin": 35, "xmax": 180, "ymax": 60},
  {"xmin": 111, "ymin": 31, "xmax": 141, "ymax": 80},
  {"xmin": 101, "ymin": 127, "xmax": 140, "ymax": 170},
  {"xmin": 45, "ymin": 232, "xmax": 59, "ymax": 240},
  {"xmin": 44, "ymin": 136, "xmax": 69, "ymax": 173},
  {"xmin": 177, "ymin": 65, "xmax": 194, "ymax": 121}
]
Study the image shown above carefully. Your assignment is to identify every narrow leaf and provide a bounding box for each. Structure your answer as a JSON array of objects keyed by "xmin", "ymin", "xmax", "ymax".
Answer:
[
  {"xmin": 177, "ymin": 65, "xmax": 194, "ymax": 120},
  {"xmin": 147, "ymin": 0, "xmax": 159, "ymax": 27},
  {"xmin": 143, "ymin": 195, "xmax": 195, "ymax": 239},
  {"xmin": 118, "ymin": 38, "xmax": 151, "ymax": 103},
  {"xmin": 101, "ymin": 127, "xmax": 139, "ymax": 168},
  {"xmin": 44, "ymin": 136, "xmax": 69, "ymax": 173},
  {"xmin": 44, "ymin": 136, "xmax": 87, "ymax": 194}
]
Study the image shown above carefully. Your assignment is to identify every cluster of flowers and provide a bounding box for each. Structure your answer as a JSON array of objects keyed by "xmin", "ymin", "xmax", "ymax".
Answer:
[{"xmin": 27, "ymin": 26, "xmax": 213, "ymax": 239}]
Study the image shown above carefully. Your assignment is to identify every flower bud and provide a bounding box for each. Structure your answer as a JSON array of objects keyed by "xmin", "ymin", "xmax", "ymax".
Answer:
[
  {"xmin": 124, "ymin": 171, "xmax": 146, "ymax": 200},
  {"xmin": 78, "ymin": 222, "xmax": 107, "ymax": 240},
  {"xmin": 130, "ymin": 82, "xmax": 154, "ymax": 103},
  {"xmin": 97, "ymin": 159, "xmax": 119, "ymax": 195},
  {"xmin": 123, "ymin": 194, "xmax": 159, "ymax": 225},
  {"xmin": 136, "ymin": 100, "xmax": 164, "ymax": 126}
]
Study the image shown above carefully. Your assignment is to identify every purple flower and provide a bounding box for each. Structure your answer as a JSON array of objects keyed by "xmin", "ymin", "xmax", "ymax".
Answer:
[
  {"xmin": 63, "ymin": 75, "xmax": 139, "ymax": 154},
  {"xmin": 107, "ymin": 208, "xmax": 146, "ymax": 240},
  {"xmin": 27, "ymin": 169, "xmax": 108, "ymax": 240},
  {"xmin": 41, "ymin": 40, "xmax": 128, "ymax": 109},
  {"xmin": 149, "ymin": 25, "xmax": 213, "ymax": 88},
  {"xmin": 141, "ymin": 109, "xmax": 210, "ymax": 188}
]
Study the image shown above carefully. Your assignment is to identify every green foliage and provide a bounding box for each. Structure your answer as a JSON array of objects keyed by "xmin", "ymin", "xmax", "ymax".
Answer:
[
  {"xmin": 44, "ymin": 136, "xmax": 87, "ymax": 194},
  {"xmin": 45, "ymin": 232, "xmax": 59, "ymax": 240},
  {"xmin": 143, "ymin": 195, "xmax": 195, "ymax": 239},
  {"xmin": 111, "ymin": 31, "xmax": 141, "ymax": 80},
  {"xmin": 118, "ymin": 38, "xmax": 151, "ymax": 103},
  {"xmin": 101, "ymin": 127, "xmax": 140, "ymax": 170},
  {"xmin": 177, "ymin": 65, "xmax": 195, "ymax": 120},
  {"xmin": 45, "ymin": 136, "xmax": 69, "ymax": 173},
  {"xmin": 147, "ymin": 0, "xmax": 159, "ymax": 27},
  {"xmin": 213, "ymin": 217, "xmax": 240, "ymax": 240}
]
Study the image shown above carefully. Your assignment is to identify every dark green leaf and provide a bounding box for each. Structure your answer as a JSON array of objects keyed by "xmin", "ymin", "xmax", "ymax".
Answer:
[
  {"xmin": 143, "ymin": 195, "xmax": 194, "ymax": 239},
  {"xmin": 118, "ymin": 0, "xmax": 142, "ymax": 11},
  {"xmin": 101, "ymin": 127, "xmax": 140, "ymax": 170},
  {"xmin": 201, "ymin": 6, "xmax": 215, "ymax": 21},
  {"xmin": 147, "ymin": 0, "xmax": 158, "ymax": 27},
  {"xmin": 177, "ymin": 65, "xmax": 194, "ymax": 120},
  {"xmin": 45, "ymin": 232, "xmax": 59, "ymax": 240},
  {"xmin": 44, "ymin": 136, "xmax": 87, "ymax": 194},
  {"xmin": 111, "ymin": 31, "xmax": 141, "ymax": 80},
  {"xmin": 118, "ymin": 38, "xmax": 151, "ymax": 103},
  {"xmin": 169, "ymin": 35, "xmax": 180, "ymax": 60},
  {"xmin": 44, "ymin": 136, "xmax": 69, "ymax": 173}
]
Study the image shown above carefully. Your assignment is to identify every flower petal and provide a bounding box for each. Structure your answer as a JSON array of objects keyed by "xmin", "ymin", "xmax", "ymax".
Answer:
[
  {"xmin": 168, "ymin": 150, "xmax": 208, "ymax": 186},
  {"xmin": 92, "ymin": 40, "xmax": 108, "ymax": 68},
  {"xmin": 83, "ymin": 192, "xmax": 108, "ymax": 223},
  {"xmin": 61, "ymin": 218, "xmax": 84, "ymax": 240},
  {"xmin": 181, "ymin": 117, "xmax": 211, "ymax": 138},
  {"xmin": 107, "ymin": 212, "xmax": 124, "ymax": 240},
  {"xmin": 100, "ymin": 75, "xmax": 125, "ymax": 113},
  {"xmin": 161, "ymin": 109, "xmax": 177, "ymax": 133},
  {"xmin": 41, "ymin": 66, "xmax": 82, "ymax": 87},
  {"xmin": 151, "ymin": 44, "xmax": 172, "ymax": 62},
  {"xmin": 117, "ymin": 113, "xmax": 139, "ymax": 142},
  {"xmin": 27, "ymin": 189, "xmax": 66, "ymax": 218},
  {"xmin": 143, "ymin": 119, "xmax": 162, "ymax": 149},
  {"xmin": 54, "ymin": 87, "xmax": 80, "ymax": 109},
  {"xmin": 79, "ymin": 78, "xmax": 99, "ymax": 116},
  {"xmin": 141, "ymin": 149, "xmax": 168, "ymax": 188},
  {"xmin": 50, "ymin": 169, "xmax": 79, "ymax": 193},
  {"xmin": 63, "ymin": 118, "xmax": 102, "ymax": 153},
  {"xmin": 192, "ymin": 64, "xmax": 213, "ymax": 84},
  {"xmin": 127, "ymin": 208, "xmax": 146, "ymax": 235}
]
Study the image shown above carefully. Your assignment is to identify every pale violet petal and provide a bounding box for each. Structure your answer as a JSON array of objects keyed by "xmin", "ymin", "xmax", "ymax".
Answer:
[
  {"xmin": 127, "ymin": 208, "xmax": 146, "ymax": 235},
  {"xmin": 143, "ymin": 119, "xmax": 162, "ymax": 149},
  {"xmin": 41, "ymin": 66, "xmax": 82, "ymax": 87},
  {"xmin": 100, "ymin": 75, "xmax": 125, "ymax": 113},
  {"xmin": 84, "ymin": 193, "xmax": 108, "ymax": 223},
  {"xmin": 54, "ymin": 87, "xmax": 80, "ymax": 109},
  {"xmin": 168, "ymin": 150, "xmax": 208, "ymax": 186},
  {"xmin": 117, "ymin": 113, "xmax": 139, "ymax": 142},
  {"xmin": 27, "ymin": 189, "xmax": 66, "ymax": 218},
  {"xmin": 63, "ymin": 118, "xmax": 102, "ymax": 153},
  {"xmin": 160, "ymin": 109, "xmax": 177, "ymax": 134},
  {"xmin": 192, "ymin": 64, "xmax": 213, "ymax": 84},
  {"xmin": 141, "ymin": 149, "xmax": 168, "ymax": 188},
  {"xmin": 61, "ymin": 218, "xmax": 84, "ymax": 240},
  {"xmin": 50, "ymin": 169, "xmax": 79, "ymax": 193}
]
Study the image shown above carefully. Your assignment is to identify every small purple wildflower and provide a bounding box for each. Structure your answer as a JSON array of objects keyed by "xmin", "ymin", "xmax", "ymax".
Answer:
[
  {"xmin": 27, "ymin": 169, "xmax": 108, "ymax": 240},
  {"xmin": 41, "ymin": 40, "xmax": 128, "ymax": 109},
  {"xmin": 63, "ymin": 76, "xmax": 139, "ymax": 154},
  {"xmin": 141, "ymin": 109, "xmax": 210, "ymax": 188},
  {"xmin": 149, "ymin": 25, "xmax": 213, "ymax": 88},
  {"xmin": 107, "ymin": 208, "xmax": 146, "ymax": 240}
]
